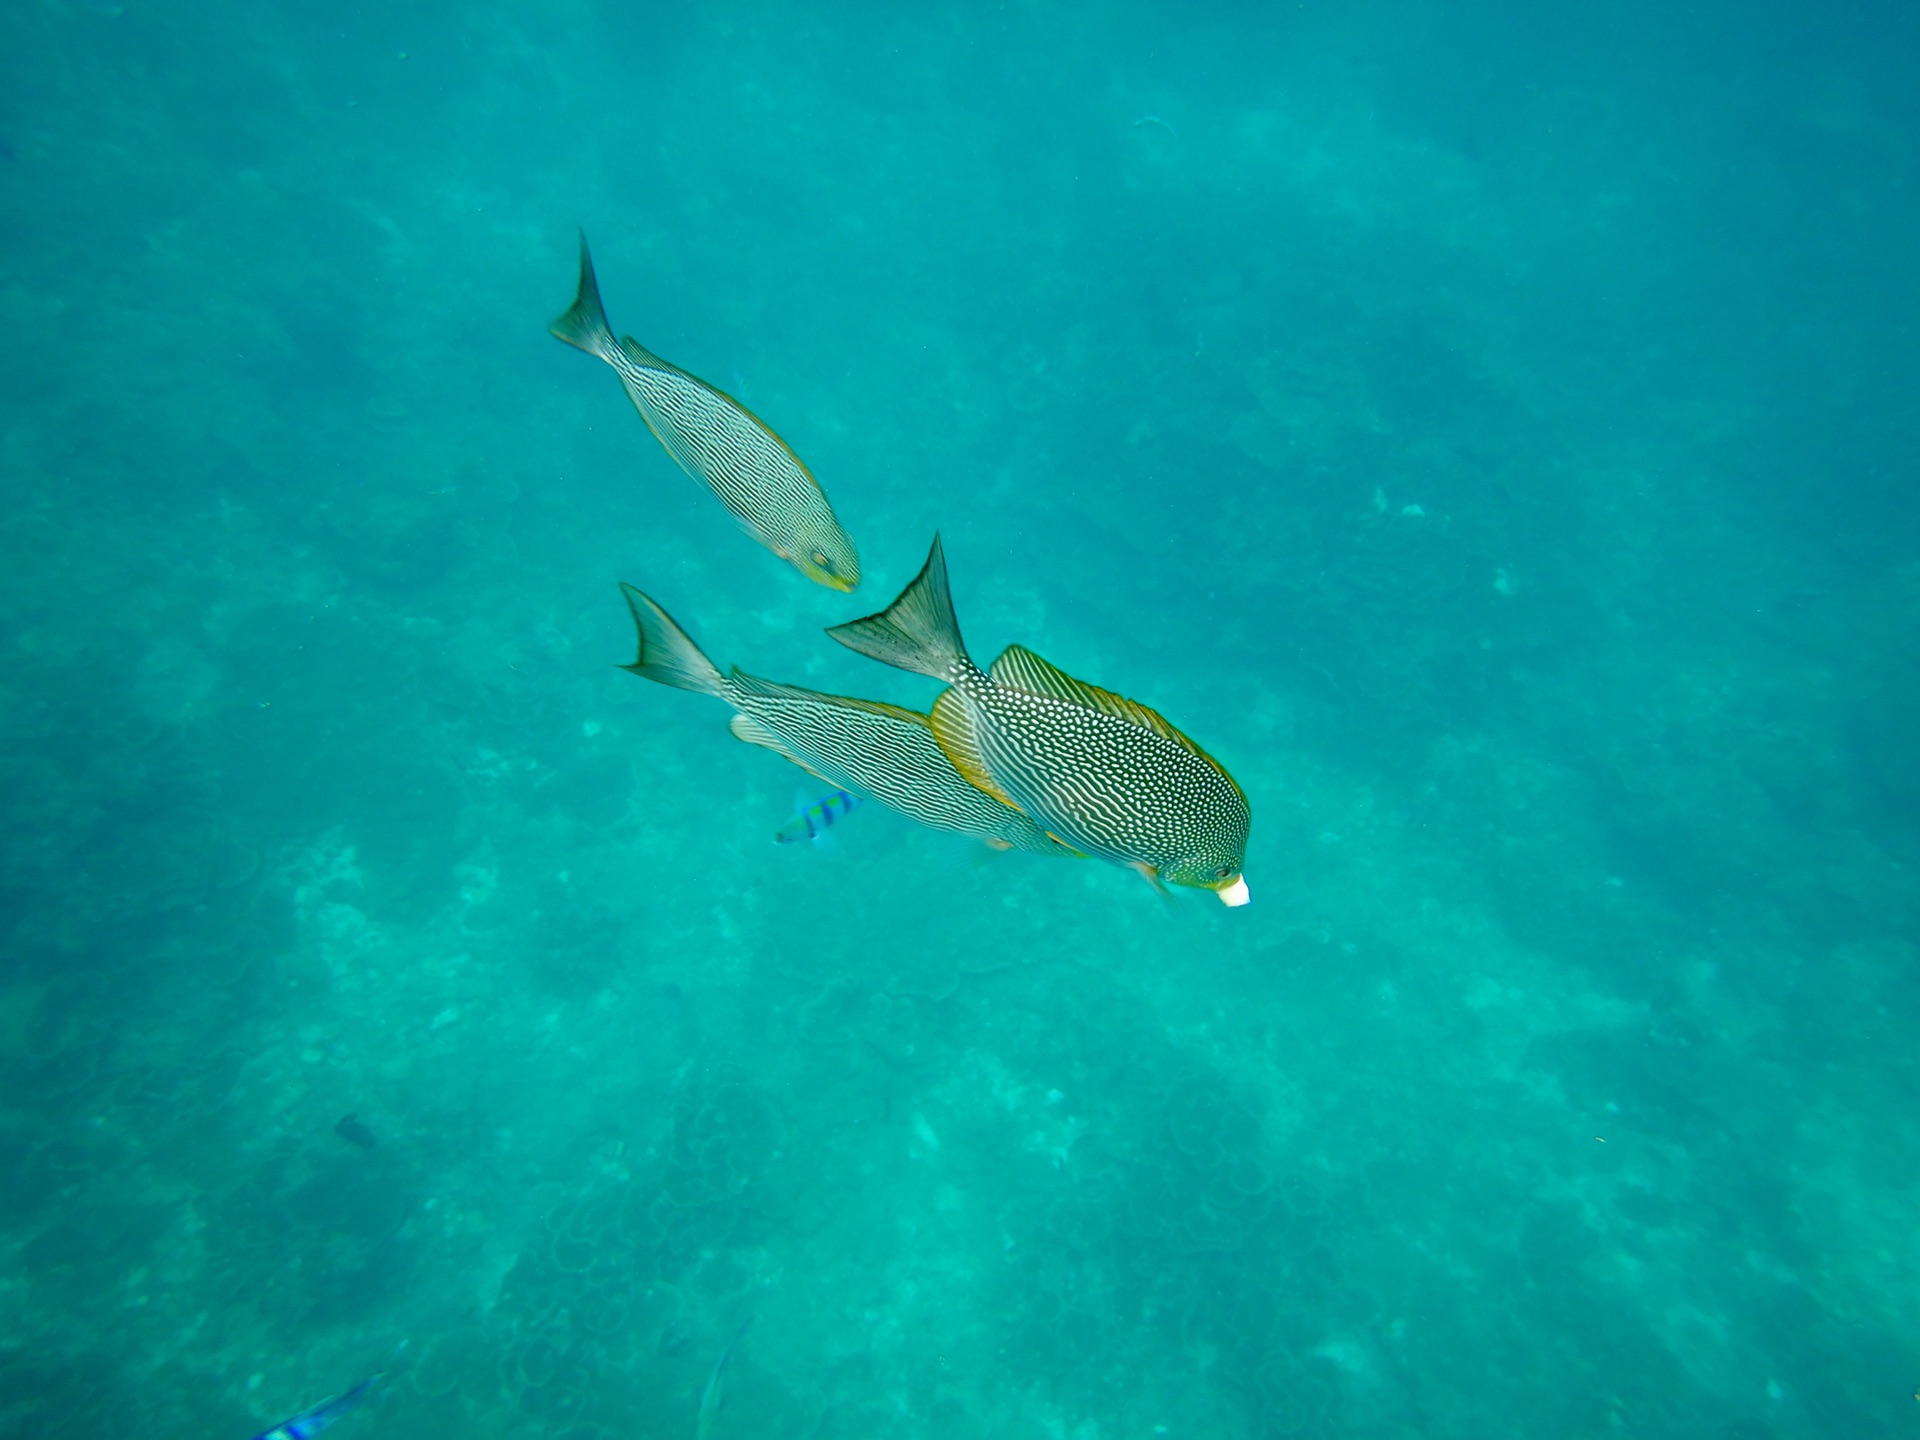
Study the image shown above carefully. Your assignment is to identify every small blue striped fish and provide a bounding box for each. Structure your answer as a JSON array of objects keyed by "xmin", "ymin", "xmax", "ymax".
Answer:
[
  {"xmin": 246, "ymin": 1375, "xmax": 381, "ymax": 1440},
  {"xmin": 616, "ymin": 584, "xmax": 1075, "ymax": 856},
  {"xmin": 775, "ymin": 789, "xmax": 863, "ymax": 844}
]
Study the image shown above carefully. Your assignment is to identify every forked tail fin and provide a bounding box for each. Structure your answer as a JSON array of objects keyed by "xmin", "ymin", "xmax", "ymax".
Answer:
[
  {"xmin": 825, "ymin": 534, "xmax": 969, "ymax": 679},
  {"xmin": 618, "ymin": 584, "xmax": 727, "ymax": 698},
  {"xmin": 548, "ymin": 230, "xmax": 617, "ymax": 360}
]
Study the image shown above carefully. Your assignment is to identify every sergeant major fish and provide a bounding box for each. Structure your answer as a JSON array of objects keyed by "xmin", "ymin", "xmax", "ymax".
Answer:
[
  {"xmin": 245, "ymin": 1374, "xmax": 381, "ymax": 1440},
  {"xmin": 550, "ymin": 234, "xmax": 860, "ymax": 591},
  {"xmin": 776, "ymin": 788, "xmax": 863, "ymax": 844},
  {"xmin": 618, "ymin": 584, "xmax": 1074, "ymax": 858},
  {"xmin": 827, "ymin": 535, "xmax": 1250, "ymax": 904}
]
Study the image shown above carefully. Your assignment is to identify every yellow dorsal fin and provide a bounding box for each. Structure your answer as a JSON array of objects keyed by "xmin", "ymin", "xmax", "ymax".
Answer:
[
  {"xmin": 930, "ymin": 690, "xmax": 1025, "ymax": 813},
  {"xmin": 991, "ymin": 645, "xmax": 1191, "ymax": 747},
  {"xmin": 727, "ymin": 713, "xmax": 832, "ymax": 781},
  {"xmin": 988, "ymin": 645, "xmax": 1244, "ymax": 794}
]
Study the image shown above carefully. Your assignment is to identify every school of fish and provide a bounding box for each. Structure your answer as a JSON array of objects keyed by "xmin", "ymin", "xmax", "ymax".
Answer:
[{"xmin": 553, "ymin": 237, "xmax": 1250, "ymax": 904}]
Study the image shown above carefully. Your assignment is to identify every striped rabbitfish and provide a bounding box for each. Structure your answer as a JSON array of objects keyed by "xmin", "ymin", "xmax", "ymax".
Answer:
[
  {"xmin": 776, "ymin": 789, "xmax": 863, "ymax": 844},
  {"xmin": 826, "ymin": 535, "xmax": 1251, "ymax": 905},
  {"xmin": 616, "ymin": 584, "xmax": 1074, "ymax": 858},
  {"xmin": 550, "ymin": 234, "xmax": 860, "ymax": 592}
]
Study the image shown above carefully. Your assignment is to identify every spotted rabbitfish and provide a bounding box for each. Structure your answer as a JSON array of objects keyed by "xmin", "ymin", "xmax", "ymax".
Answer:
[
  {"xmin": 550, "ymin": 234, "xmax": 860, "ymax": 592},
  {"xmin": 617, "ymin": 584, "xmax": 1074, "ymax": 858},
  {"xmin": 777, "ymin": 789, "xmax": 863, "ymax": 844},
  {"xmin": 827, "ymin": 535, "xmax": 1250, "ymax": 904}
]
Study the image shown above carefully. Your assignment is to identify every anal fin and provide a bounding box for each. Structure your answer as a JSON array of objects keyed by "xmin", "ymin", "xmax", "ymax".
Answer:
[{"xmin": 729, "ymin": 713, "xmax": 832, "ymax": 782}]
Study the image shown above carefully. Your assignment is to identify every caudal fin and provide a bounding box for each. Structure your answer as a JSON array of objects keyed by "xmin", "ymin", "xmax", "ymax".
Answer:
[
  {"xmin": 826, "ymin": 534, "xmax": 969, "ymax": 679},
  {"xmin": 618, "ymin": 585, "xmax": 726, "ymax": 698},
  {"xmin": 548, "ymin": 230, "xmax": 616, "ymax": 360}
]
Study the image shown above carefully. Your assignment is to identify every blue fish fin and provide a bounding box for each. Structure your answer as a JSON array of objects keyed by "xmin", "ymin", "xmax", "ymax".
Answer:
[{"xmin": 254, "ymin": 1374, "xmax": 382, "ymax": 1440}]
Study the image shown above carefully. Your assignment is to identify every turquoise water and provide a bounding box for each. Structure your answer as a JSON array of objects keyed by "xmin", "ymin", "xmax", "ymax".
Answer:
[{"xmin": 4, "ymin": 0, "xmax": 1918, "ymax": 1435}]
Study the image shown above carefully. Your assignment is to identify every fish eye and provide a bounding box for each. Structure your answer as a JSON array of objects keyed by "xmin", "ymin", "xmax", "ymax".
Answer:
[
  {"xmin": 811, "ymin": 550, "xmax": 832, "ymax": 573},
  {"xmin": 1216, "ymin": 865, "xmax": 1235, "ymax": 879}
]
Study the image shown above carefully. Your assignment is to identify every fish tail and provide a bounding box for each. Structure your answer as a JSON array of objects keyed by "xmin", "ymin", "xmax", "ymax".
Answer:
[
  {"xmin": 284, "ymin": 1375, "xmax": 382, "ymax": 1440},
  {"xmin": 826, "ymin": 534, "xmax": 968, "ymax": 679},
  {"xmin": 320, "ymin": 1374, "xmax": 382, "ymax": 1420},
  {"xmin": 548, "ymin": 230, "xmax": 617, "ymax": 360},
  {"xmin": 618, "ymin": 584, "xmax": 727, "ymax": 697}
]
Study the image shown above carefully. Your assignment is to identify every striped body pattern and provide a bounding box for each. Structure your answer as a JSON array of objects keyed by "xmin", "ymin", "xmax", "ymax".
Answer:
[
  {"xmin": 608, "ymin": 341, "xmax": 859, "ymax": 591},
  {"xmin": 551, "ymin": 235, "xmax": 859, "ymax": 591},
  {"xmin": 616, "ymin": 583, "xmax": 1072, "ymax": 857},
  {"xmin": 775, "ymin": 788, "xmax": 862, "ymax": 843},
  {"xmin": 727, "ymin": 671, "xmax": 1071, "ymax": 855}
]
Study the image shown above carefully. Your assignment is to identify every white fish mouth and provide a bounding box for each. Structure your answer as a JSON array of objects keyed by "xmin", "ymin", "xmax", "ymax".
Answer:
[{"xmin": 1218, "ymin": 875, "xmax": 1250, "ymax": 907}]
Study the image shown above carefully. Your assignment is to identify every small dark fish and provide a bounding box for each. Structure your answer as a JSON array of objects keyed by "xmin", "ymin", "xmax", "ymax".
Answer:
[
  {"xmin": 697, "ymin": 1318, "xmax": 755, "ymax": 1440},
  {"xmin": 776, "ymin": 789, "xmax": 863, "ymax": 844},
  {"xmin": 333, "ymin": 1114, "xmax": 377, "ymax": 1151},
  {"xmin": 617, "ymin": 584, "xmax": 1073, "ymax": 856},
  {"xmin": 245, "ymin": 1374, "xmax": 381, "ymax": 1440}
]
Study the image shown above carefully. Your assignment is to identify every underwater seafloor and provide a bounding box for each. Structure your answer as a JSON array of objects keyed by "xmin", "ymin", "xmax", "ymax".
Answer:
[{"xmin": 3, "ymin": 2, "xmax": 1918, "ymax": 1438}]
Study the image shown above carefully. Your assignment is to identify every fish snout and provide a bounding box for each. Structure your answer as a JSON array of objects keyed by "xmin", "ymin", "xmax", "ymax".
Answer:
[
  {"xmin": 798, "ymin": 546, "xmax": 860, "ymax": 592},
  {"xmin": 1216, "ymin": 875, "xmax": 1251, "ymax": 907}
]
